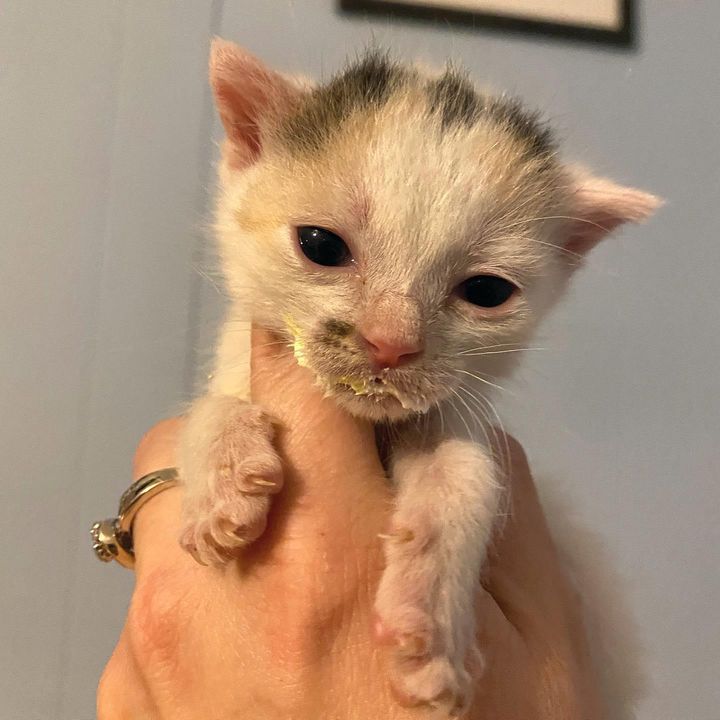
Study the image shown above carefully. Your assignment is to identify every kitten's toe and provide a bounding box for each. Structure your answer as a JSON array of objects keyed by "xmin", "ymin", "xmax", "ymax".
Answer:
[
  {"xmin": 373, "ymin": 605, "xmax": 435, "ymax": 659},
  {"xmin": 179, "ymin": 520, "xmax": 230, "ymax": 567},
  {"xmin": 391, "ymin": 654, "xmax": 472, "ymax": 717},
  {"xmin": 375, "ymin": 604, "xmax": 472, "ymax": 712},
  {"xmin": 209, "ymin": 494, "xmax": 271, "ymax": 545},
  {"xmin": 180, "ymin": 492, "xmax": 271, "ymax": 566}
]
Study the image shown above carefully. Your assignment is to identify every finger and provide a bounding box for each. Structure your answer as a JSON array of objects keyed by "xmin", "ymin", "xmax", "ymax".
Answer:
[
  {"xmin": 470, "ymin": 437, "xmax": 561, "ymax": 704},
  {"xmin": 250, "ymin": 325, "xmax": 391, "ymax": 512},
  {"xmin": 481, "ymin": 436, "xmax": 572, "ymax": 626},
  {"xmin": 487, "ymin": 437, "xmax": 557, "ymax": 572},
  {"xmin": 250, "ymin": 325, "xmax": 381, "ymax": 475},
  {"xmin": 130, "ymin": 418, "xmax": 199, "ymax": 578},
  {"xmin": 97, "ymin": 631, "xmax": 157, "ymax": 720},
  {"xmin": 249, "ymin": 325, "xmax": 392, "ymax": 580},
  {"xmin": 132, "ymin": 416, "xmax": 183, "ymax": 480}
]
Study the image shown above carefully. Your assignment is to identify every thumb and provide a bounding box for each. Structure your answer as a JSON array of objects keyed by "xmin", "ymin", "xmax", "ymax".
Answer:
[{"xmin": 249, "ymin": 325, "xmax": 391, "ymax": 548}]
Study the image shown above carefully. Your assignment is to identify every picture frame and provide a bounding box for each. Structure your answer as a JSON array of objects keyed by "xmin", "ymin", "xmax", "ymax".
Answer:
[{"xmin": 340, "ymin": 0, "xmax": 635, "ymax": 47}]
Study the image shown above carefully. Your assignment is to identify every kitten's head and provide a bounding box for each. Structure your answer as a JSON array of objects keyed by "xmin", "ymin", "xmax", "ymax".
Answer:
[{"xmin": 210, "ymin": 40, "xmax": 660, "ymax": 421}]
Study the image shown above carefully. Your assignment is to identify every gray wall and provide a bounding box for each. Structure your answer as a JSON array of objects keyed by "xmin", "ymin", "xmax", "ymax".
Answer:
[
  {"xmin": 1, "ymin": 3, "xmax": 221, "ymax": 718},
  {"xmin": 2, "ymin": 2, "xmax": 717, "ymax": 719}
]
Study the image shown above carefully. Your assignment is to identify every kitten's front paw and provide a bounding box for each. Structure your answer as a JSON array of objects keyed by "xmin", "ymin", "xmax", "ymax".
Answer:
[
  {"xmin": 375, "ymin": 608, "xmax": 474, "ymax": 716},
  {"xmin": 180, "ymin": 400, "xmax": 282, "ymax": 566},
  {"xmin": 375, "ymin": 516, "xmax": 476, "ymax": 715},
  {"xmin": 391, "ymin": 654, "xmax": 472, "ymax": 717}
]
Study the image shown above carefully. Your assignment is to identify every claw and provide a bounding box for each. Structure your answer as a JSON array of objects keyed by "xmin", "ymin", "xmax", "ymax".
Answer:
[
  {"xmin": 183, "ymin": 542, "xmax": 208, "ymax": 567},
  {"xmin": 398, "ymin": 634, "xmax": 428, "ymax": 658},
  {"xmin": 396, "ymin": 527, "xmax": 415, "ymax": 543},
  {"xmin": 379, "ymin": 527, "xmax": 415, "ymax": 543},
  {"xmin": 251, "ymin": 478, "xmax": 276, "ymax": 487},
  {"xmin": 431, "ymin": 689, "xmax": 464, "ymax": 715}
]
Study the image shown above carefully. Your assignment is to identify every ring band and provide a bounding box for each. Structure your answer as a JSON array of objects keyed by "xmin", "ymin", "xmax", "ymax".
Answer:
[{"xmin": 91, "ymin": 467, "xmax": 180, "ymax": 569}]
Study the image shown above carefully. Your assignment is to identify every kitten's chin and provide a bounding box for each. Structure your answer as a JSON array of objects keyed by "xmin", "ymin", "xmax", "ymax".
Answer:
[{"xmin": 326, "ymin": 382, "xmax": 429, "ymax": 422}]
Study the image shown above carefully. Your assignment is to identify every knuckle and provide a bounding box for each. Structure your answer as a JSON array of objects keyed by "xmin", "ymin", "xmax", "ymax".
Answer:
[
  {"xmin": 96, "ymin": 645, "xmax": 132, "ymax": 720},
  {"xmin": 133, "ymin": 417, "xmax": 184, "ymax": 475},
  {"xmin": 126, "ymin": 567, "xmax": 187, "ymax": 667},
  {"xmin": 96, "ymin": 662, "xmax": 117, "ymax": 719}
]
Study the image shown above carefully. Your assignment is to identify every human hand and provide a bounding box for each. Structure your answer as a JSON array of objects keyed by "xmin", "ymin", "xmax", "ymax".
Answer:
[{"xmin": 98, "ymin": 328, "xmax": 603, "ymax": 720}]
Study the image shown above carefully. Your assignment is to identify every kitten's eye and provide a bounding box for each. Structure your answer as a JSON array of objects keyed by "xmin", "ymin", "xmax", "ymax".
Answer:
[
  {"xmin": 458, "ymin": 275, "xmax": 517, "ymax": 309},
  {"xmin": 298, "ymin": 227, "xmax": 352, "ymax": 267}
]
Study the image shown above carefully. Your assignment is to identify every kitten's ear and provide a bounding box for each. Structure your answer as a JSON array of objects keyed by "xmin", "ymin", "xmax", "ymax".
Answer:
[
  {"xmin": 564, "ymin": 168, "xmax": 663, "ymax": 255},
  {"xmin": 210, "ymin": 39, "xmax": 302, "ymax": 167}
]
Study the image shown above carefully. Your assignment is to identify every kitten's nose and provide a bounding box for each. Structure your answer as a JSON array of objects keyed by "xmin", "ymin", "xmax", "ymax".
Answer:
[{"xmin": 362, "ymin": 333, "xmax": 423, "ymax": 369}]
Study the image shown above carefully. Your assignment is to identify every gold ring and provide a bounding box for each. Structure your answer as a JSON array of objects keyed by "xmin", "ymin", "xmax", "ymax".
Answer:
[{"xmin": 91, "ymin": 467, "xmax": 179, "ymax": 569}]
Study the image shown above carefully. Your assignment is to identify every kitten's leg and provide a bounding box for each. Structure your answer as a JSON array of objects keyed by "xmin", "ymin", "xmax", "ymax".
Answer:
[
  {"xmin": 178, "ymin": 320, "xmax": 283, "ymax": 566},
  {"xmin": 375, "ymin": 439, "xmax": 501, "ymax": 714}
]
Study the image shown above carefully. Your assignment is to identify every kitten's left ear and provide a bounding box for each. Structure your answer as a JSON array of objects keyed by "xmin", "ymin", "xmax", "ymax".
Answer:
[{"xmin": 564, "ymin": 168, "xmax": 663, "ymax": 255}]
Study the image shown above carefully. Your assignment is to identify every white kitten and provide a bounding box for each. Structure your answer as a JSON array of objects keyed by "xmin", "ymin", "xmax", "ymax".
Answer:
[{"xmin": 179, "ymin": 39, "xmax": 660, "ymax": 714}]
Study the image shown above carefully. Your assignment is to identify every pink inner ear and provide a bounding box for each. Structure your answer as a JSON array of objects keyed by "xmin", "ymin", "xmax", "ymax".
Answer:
[
  {"xmin": 565, "ymin": 174, "xmax": 662, "ymax": 255},
  {"xmin": 213, "ymin": 74, "xmax": 263, "ymax": 157},
  {"xmin": 210, "ymin": 39, "xmax": 299, "ymax": 166}
]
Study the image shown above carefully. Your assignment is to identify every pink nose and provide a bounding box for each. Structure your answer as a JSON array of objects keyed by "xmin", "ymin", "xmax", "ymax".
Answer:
[{"xmin": 362, "ymin": 333, "xmax": 423, "ymax": 369}]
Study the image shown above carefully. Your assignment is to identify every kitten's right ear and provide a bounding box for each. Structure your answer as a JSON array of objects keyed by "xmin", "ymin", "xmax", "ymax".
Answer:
[{"xmin": 210, "ymin": 39, "xmax": 301, "ymax": 168}]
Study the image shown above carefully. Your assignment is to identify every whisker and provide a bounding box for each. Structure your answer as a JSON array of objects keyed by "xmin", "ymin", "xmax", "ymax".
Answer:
[
  {"xmin": 456, "ymin": 369, "xmax": 507, "ymax": 394},
  {"xmin": 454, "ymin": 385, "xmax": 494, "ymax": 450},
  {"xmin": 532, "ymin": 238, "xmax": 584, "ymax": 260},
  {"xmin": 480, "ymin": 188, "xmax": 551, "ymax": 233},
  {"xmin": 454, "ymin": 387, "xmax": 483, "ymax": 432},
  {"xmin": 491, "ymin": 214, "xmax": 610, "ymax": 234},
  {"xmin": 435, "ymin": 400, "xmax": 446, "ymax": 437},
  {"xmin": 459, "ymin": 347, "xmax": 545, "ymax": 358},
  {"xmin": 482, "ymin": 233, "xmax": 583, "ymax": 261},
  {"xmin": 456, "ymin": 384, "xmax": 497, "ymax": 453},
  {"xmin": 459, "ymin": 383, "xmax": 511, "ymax": 478},
  {"xmin": 191, "ymin": 263, "xmax": 229, "ymax": 297},
  {"xmin": 447, "ymin": 388, "xmax": 474, "ymax": 441},
  {"xmin": 457, "ymin": 341, "xmax": 531, "ymax": 354},
  {"xmin": 458, "ymin": 347, "xmax": 547, "ymax": 355}
]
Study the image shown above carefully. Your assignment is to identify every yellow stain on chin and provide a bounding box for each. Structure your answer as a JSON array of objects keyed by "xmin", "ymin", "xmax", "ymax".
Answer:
[
  {"xmin": 335, "ymin": 375, "xmax": 373, "ymax": 395},
  {"xmin": 283, "ymin": 314, "xmax": 310, "ymax": 369}
]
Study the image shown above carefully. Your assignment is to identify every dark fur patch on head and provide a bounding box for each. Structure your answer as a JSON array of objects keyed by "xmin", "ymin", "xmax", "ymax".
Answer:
[
  {"xmin": 279, "ymin": 51, "xmax": 405, "ymax": 152},
  {"xmin": 484, "ymin": 96, "xmax": 555, "ymax": 155},
  {"xmin": 277, "ymin": 51, "xmax": 554, "ymax": 158},
  {"xmin": 428, "ymin": 69, "xmax": 481, "ymax": 129},
  {"xmin": 427, "ymin": 68, "xmax": 555, "ymax": 156}
]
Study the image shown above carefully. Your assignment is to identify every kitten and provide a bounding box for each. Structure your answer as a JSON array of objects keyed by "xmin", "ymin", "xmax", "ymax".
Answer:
[{"xmin": 180, "ymin": 39, "xmax": 659, "ymax": 714}]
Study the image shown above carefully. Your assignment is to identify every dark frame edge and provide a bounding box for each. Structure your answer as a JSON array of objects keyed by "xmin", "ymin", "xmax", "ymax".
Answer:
[{"xmin": 339, "ymin": 0, "xmax": 636, "ymax": 49}]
